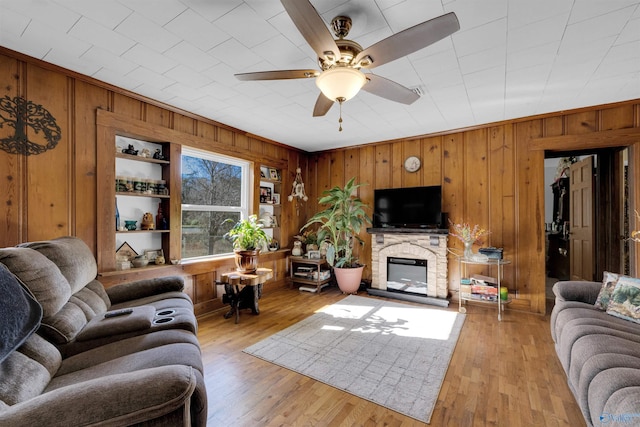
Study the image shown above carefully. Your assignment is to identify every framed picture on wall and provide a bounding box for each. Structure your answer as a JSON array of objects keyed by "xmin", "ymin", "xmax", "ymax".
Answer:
[
  {"xmin": 144, "ymin": 249, "xmax": 163, "ymax": 262},
  {"xmin": 272, "ymin": 193, "xmax": 280, "ymax": 204},
  {"xmin": 269, "ymin": 168, "xmax": 279, "ymax": 180},
  {"xmin": 260, "ymin": 186, "xmax": 271, "ymax": 203},
  {"xmin": 260, "ymin": 166, "xmax": 269, "ymax": 179}
]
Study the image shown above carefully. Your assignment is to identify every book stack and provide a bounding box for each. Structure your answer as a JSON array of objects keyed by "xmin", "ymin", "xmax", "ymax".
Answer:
[
  {"xmin": 294, "ymin": 266, "xmax": 315, "ymax": 279},
  {"xmin": 460, "ymin": 274, "xmax": 499, "ymax": 302}
]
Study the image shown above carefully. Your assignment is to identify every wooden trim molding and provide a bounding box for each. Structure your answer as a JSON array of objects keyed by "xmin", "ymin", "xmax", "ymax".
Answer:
[{"xmin": 529, "ymin": 127, "xmax": 640, "ymax": 151}]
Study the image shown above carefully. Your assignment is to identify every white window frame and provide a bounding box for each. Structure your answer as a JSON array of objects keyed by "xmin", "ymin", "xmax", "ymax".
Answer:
[{"xmin": 181, "ymin": 146, "xmax": 251, "ymax": 260}]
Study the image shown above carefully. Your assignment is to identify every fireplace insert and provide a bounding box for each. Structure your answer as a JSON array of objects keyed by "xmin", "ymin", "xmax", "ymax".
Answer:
[{"xmin": 386, "ymin": 257, "xmax": 428, "ymax": 296}]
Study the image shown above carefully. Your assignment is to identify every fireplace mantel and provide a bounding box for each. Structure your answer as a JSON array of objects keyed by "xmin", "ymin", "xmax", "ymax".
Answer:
[{"xmin": 367, "ymin": 227, "xmax": 448, "ymax": 235}]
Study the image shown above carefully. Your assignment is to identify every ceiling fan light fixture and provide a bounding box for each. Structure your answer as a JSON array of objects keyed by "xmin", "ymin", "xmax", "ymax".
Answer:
[{"xmin": 315, "ymin": 67, "xmax": 366, "ymax": 102}]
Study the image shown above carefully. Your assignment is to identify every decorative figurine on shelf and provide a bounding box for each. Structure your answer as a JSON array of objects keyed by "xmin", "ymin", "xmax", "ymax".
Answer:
[
  {"xmin": 140, "ymin": 148, "xmax": 151, "ymax": 158},
  {"xmin": 156, "ymin": 205, "xmax": 168, "ymax": 230},
  {"xmin": 292, "ymin": 240, "xmax": 303, "ymax": 256},
  {"xmin": 153, "ymin": 149, "xmax": 165, "ymax": 160},
  {"xmin": 124, "ymin": 220, "xmax": 137, "ymax": 231},
  {"xmin": 155, "ymin": 255, "xmax": 165, "ymax": 265},
  {"xmin": 141, "ymin": 212, "xmax": 155, "ymax": 230},
  {"xmin": 122, "ymin": 144, "xmax": 138, "ymax": 155}
]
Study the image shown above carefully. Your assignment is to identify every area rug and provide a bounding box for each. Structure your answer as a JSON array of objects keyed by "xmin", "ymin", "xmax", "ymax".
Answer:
[{"xmin": 243, "ymin": 295, "xmax": 465, "ymax": 423}]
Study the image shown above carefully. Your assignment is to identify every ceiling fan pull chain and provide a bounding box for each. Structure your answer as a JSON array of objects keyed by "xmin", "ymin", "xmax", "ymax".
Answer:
[{"xmin": 338, "ymin": 97, "xmax": 344, "ymax": 132}]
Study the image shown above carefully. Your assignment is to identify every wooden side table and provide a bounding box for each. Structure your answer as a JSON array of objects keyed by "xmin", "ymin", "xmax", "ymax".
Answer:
[
  {"xmin": 289, "ymin": 256, "xmax": 332, "ymax": 293},
  {"xmin": 220, "ymin": 268, "xmax": 273, "ymax": 324}
]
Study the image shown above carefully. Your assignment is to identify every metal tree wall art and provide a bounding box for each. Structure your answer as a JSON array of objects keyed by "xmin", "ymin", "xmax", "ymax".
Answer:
[{"xmin": 0, "ymin": 96, "xmax": 61, "ymax": 156}]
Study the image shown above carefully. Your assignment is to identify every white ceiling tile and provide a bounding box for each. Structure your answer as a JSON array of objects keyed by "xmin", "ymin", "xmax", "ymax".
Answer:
[
  {"xmin": 1, "ymin": 0, "xmax": 638, "ymax": 150},
  {"xmin": 69, "ymin": 17, "xmax": 136, "ymax": 56},
  {"xmin": 215, "ymin": 3, "xmax": 279, "ymax": 48},
  {"xmin": 126, "ymin": 65, "xmax": 176, "ymax": 89},
  {"xmin": 122, "ymin": 44, "xmax": 178, "ymax": 74},
  {"xmin": 252, "ymin": 34, "xmax": 308, "ymax": 65},
  {"xmin": 507, "ymin": 13, "xmax": 568, "ymax": 53},
  {"xmin": 44, "ymin": 48, "xmax": 102, "ymax": 76},
  {"xmin": 81, "ymin": 46, "xmax": 138, "ymax": 75},
  {"xmin": 164, "ymin": 8, "xmax": 230, "ymax": 51},
  {"xmin": 506, "ymin": 0, "xmax": 573, "ymax": 29},
  {"xmin": 23, "ymin": 19, "xmax": 90, "ymax": 58},
  {"xmin": 459, "ymin": 46, "xmax": 506, "ymax": 75},
  {"xmin": 163, "ymin": 82, "xmax": 206, "ymax": 101},
  {"xmin": 617, "ymin": 16, "xmax": 640, "ymax": 44},
  {"xmin": 453, "ymin": 19, "xmax": 506, "ymax": 58},
  {"xmin": 164, "ymin": 41, "xmax": 220, "ymax": 72},
  {"xmin": 181, "ymin": 0, "xmax": 243, "ymax": 22},
  {"xmin": 93, "ymin": 67, "xmax": 144, "ymax": 91},
  {"xmin": 115, "ymin": 12, "xmax": 181, "ymax": 53},
  {"xmin": 164, "ymin": 65, "xmax": 212, "ymax": 88},
  {"xmin": 3, "ymin": 0, "xmax": 80, "ymax": 30},
  {"xmin": 506, "ymin": 42, "xmax": 559, "ymax": 71},
  {"xmin": 0, "ymin": 11, "xmax": 51, "ymax": 59},
  {"xmin": 59, "ymin": 0, "xmax": 132, "ymax": 29},
  {"xmin": 208, "ymin": 38, "xmax": 262, "ymax": 70},
  {"xmin": 563, "ymin": 6, "xmax": 635, "ymax": 45},
  {"xmin": 120, "ymin": 0, "xmax": 188, "ymax": 26},
  {"xmin": 568, "ymin": 0, "xmax": 639, "ymax": 24},
  {"xmin": 449, "ymin": 0, "xmax": 507, "ymax": 31}
]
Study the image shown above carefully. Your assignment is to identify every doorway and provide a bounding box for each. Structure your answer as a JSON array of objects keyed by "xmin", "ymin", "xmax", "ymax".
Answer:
[{"xmin": 544, "ymin": 148, "xmax": 630, "ymax": 305}]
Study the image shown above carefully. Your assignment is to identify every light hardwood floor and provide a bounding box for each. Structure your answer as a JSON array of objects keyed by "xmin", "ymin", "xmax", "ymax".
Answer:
[{"xmin": 197, "ymin": 286, "xmax": 585, "ymax": 427}]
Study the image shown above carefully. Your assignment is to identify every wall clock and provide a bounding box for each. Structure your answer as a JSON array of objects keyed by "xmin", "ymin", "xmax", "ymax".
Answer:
[{"xmin": 404, "ymin": 156, "xmax": 421, "ymax": 173}]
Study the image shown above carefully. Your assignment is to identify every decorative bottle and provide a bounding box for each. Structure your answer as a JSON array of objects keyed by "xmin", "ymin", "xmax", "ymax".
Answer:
[
  {"xmin": 115, "ymin": 201, "xmax": 120, "ymax": 231},
  {"xmin": 157, "ymin": 204, "xmax": 168, "ymax": 230}
]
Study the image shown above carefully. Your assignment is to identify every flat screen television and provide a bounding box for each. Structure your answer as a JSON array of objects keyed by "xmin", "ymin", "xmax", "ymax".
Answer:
[{"xmin": 373, "ymin": 186, "xmax": 444, "ymax": 229}]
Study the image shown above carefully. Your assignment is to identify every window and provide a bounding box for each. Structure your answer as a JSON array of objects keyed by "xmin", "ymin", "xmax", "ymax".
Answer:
[{"xmin": 181, "ymin": 147, "xmax": 250, "ymax": 259}]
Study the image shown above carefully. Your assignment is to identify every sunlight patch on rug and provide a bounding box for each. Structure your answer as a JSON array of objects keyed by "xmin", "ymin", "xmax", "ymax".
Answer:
[{"xmin": 243, "ymin": 295, "xmax": 465, "ymax": 423}]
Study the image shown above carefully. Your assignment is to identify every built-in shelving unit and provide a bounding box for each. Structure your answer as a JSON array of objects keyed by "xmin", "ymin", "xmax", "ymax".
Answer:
[
  {"xmin": 258, "ymin": 165, "xmax": 282, "ymax": 249},
  {"xmin": 96, "ymin": 112, "xmax": 181, "ymax": 275}
]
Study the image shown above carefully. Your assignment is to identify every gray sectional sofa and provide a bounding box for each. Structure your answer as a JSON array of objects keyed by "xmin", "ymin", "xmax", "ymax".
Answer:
[
  {"xmin": 550, "ymin": 278, "xmax": 640, "ymax": 427},
  {"xmin": 0, "ymin": 236, "xmax": 207, "ymax": 426}
]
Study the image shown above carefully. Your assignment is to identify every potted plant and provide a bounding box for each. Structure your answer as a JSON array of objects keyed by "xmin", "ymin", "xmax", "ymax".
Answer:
[
  {"xmin": 301, "ymin": 177, "xmax": 371, "ymax": 294},
  {"xmin": 224, "ymin": 214, "xmax": 270, "ymax": 273}
]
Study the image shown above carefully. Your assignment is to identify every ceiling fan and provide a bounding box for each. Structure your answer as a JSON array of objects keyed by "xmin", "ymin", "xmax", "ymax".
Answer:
[{"xmin": 235, "ymin": 0, "xmax": 460, "ymax": 130}]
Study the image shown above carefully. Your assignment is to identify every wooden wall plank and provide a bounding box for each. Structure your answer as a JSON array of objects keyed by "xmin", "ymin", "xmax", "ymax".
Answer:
[
  {"xmin": 25, "ymin": 64, "xmax": 70, "ymax": 241},
  {"xmin": 73, "ymin": 81, "xmax": 108, "ymax": 250},
  {"xmin": 422, "ymin": 136, "xmax": 442, "ymax": 186},
  {"xmin": 0, "ymin": 57, "xmax": 23, "ymax": 246},
  {"xmin": 374, "ymin": 144, "xmax": 391, "ymax": 189}
]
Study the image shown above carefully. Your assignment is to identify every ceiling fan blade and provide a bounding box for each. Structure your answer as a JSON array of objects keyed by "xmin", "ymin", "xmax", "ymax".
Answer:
[
  {"xmin": 361, "ymin": 74, "xmax": 420, "ymax": 105},
  {"xmin": 281, "ymin": 0, "xmax": 341, "ymax": 63},
  {"xmin": 313, "ymin": 93, "xmax": 334, "ymax": 117},
  {"xmin": 235, "ymin": 69, "xmax": 320, "ymax": 81},
  {"xmin": 355, "ymin": 12, "xmax": 460, "ymax": 69}
]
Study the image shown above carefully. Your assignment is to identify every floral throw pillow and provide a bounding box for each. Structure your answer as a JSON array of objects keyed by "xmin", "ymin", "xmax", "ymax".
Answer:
[
  {"xmin": 594, "ymin": 271, "xmax": 620, "ymax": 310},
  {"xmin": 606, "ymin": 276, "xmax": 640, "ymax": 324}
]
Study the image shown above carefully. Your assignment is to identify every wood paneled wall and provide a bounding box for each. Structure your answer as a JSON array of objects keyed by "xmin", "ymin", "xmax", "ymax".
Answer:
[
  {"xmin": 308, "ymin": 103, "xmax": 640, "ymax": 314},
  {"xmin": 1, "ymin": 47, "xmax": 638, "ymax": 315},
  {"xmin": 0, "ymin": 48, "xmax": 308, "ymax": 315}
]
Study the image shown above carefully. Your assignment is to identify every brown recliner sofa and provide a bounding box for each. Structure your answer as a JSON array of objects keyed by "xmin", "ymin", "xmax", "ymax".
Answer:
[{"xmin": 0, "ymin": 236, "xmax": 207, "ymax": 426}]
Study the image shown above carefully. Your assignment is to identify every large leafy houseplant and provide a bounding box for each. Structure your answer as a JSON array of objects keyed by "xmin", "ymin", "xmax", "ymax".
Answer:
[
  {"xmin": 224, "ymin": 214, "xmax": 270, "ymax": 273},
  {"xmin": 301, "ymin": 177, "xmax": 371, "ymax": 293}
]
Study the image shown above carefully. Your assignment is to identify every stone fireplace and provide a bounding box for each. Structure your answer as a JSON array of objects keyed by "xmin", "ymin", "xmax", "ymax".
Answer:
[{"xmin": 367, "ymin": 229, "xmax": 449, "ymax": 306}]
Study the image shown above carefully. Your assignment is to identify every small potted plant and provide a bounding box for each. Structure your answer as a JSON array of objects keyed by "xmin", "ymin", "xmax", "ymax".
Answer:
[
  {"xmin": 224, "ymin": 214, "xmax": 270, "ymax": 273},
  {"xmin": 301, "ymin": 177, "xmax": 371, "ymax": 294}
]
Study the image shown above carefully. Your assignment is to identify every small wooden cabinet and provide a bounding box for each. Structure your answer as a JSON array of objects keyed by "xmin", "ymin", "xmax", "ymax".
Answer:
[{"xmin": 289, "ymin": 256, "xmax": 332, "ymax": 293}]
